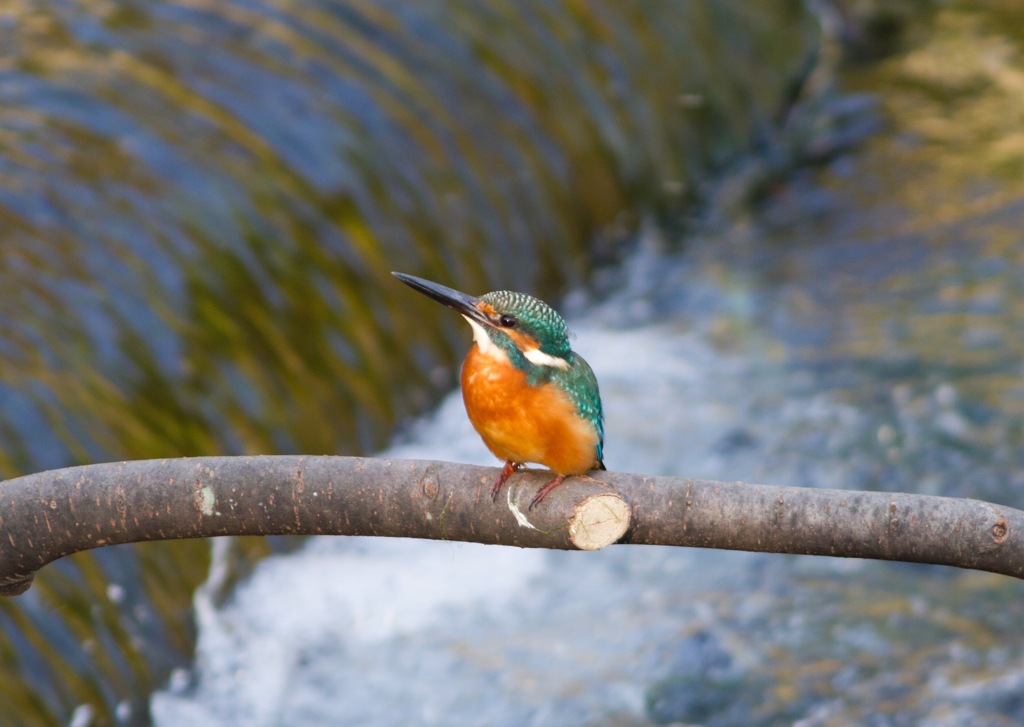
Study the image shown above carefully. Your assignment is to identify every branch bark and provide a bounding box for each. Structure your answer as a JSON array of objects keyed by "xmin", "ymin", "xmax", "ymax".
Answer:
[{"xmin": 0, "ymin": 456, "xmax": 1020, "ymax": 596}]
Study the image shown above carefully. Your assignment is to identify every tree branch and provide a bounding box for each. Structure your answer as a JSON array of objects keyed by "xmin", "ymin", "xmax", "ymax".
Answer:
[{"xmin": 0, "ymin": 456, "xmax": 1020, "ymax": 596}]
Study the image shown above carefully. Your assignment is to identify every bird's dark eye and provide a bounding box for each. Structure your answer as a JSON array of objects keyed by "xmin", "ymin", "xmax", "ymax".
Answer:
[{"xmin": 498, "ymin": 314, "xmax": 518, "ymax": 328}]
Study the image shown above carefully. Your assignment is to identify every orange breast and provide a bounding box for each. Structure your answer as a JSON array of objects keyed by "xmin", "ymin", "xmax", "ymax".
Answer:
[{"xmin": 460, "ymin": 345, "xmax": 600, "ymax": 476}]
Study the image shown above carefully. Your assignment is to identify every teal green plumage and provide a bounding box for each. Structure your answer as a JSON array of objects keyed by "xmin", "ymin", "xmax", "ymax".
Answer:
[{"xmin": 557, "ymin": 352, "xmax": 605, "ymax": 467}]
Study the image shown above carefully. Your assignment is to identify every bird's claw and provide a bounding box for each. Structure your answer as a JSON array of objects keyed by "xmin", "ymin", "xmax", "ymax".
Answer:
[
  {"xmin": 527, "ymin": 474, "xmax": 566, "ymax": 510},
  {"xmin": 490, "ymin": 460, "xmax": 522, "ymax": 502}
]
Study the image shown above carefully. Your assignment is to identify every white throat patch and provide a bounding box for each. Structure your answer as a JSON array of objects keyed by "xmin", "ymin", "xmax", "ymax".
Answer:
[{"xmin": 464, "ymin": 317, "xmax": 504, "ymax": 360}]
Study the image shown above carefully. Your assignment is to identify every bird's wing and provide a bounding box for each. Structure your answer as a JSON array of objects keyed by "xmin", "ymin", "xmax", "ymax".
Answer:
[{"xmin": 564, "ymin": 352, "xmax": 605, "ymax": 466}]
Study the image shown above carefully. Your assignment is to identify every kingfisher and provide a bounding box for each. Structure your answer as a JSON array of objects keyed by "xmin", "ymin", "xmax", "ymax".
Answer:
[{"xmin": 393, "ymin": 272, "xmax": 605, "ymax": 509}]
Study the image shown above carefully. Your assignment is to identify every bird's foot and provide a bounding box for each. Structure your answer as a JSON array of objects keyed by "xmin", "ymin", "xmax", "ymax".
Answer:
[
  {"xmin": 528, "ymin": 474, "xmax": 567, "ymax": 510},
  {"xmin": 490, "ymin": 460, "xmax": 522, "ymax": 502}
]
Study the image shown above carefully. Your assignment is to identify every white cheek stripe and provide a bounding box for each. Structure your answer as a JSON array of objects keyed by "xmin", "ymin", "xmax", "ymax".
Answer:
[
  {"xmin": 464, "ymin": 316, "xmax": 570, "ymax": 370},
  {"xmin": 523, "ymin": 346, "xmax": 570, "ymax": 370}
]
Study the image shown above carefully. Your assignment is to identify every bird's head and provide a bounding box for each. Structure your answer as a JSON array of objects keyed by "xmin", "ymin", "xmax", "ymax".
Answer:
[{"xmin": 393, "ymin": 272, "xmax": 571, "ymax": 370}]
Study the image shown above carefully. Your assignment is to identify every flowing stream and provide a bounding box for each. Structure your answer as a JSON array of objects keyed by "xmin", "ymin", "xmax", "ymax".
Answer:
[
  {"xmin": 0, "ymin": 3, "xmax": 815, "ymax": 723},
  {"xmin": 152, "ymin": 3, "xmax": 1024, "ymax": 724},
  {"xmin": 4, "ymin": 1, "xmax": 1024, "ymax": 725}
]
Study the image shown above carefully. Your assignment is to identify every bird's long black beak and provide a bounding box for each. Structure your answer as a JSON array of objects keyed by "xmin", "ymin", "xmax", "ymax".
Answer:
[{"xmin": 392, "ymin": 272, "xmax": 491, "ymax": 327}]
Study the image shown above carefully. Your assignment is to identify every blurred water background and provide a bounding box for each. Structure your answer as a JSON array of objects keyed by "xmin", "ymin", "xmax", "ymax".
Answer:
[{"xmin": 2, "ymin": 0, "xmax": 1024, "ymax": 725}]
